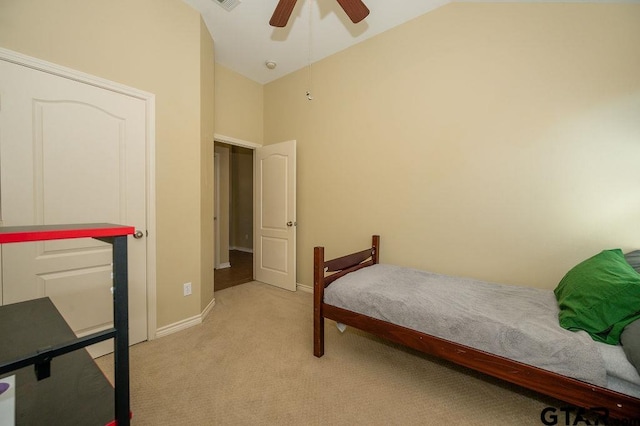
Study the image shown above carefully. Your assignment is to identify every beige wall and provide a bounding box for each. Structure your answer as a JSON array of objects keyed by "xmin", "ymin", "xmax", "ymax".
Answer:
[
  {"xmin": 200, "ymin": 19, "xmax": 215, "ymax": 312},
  {"xmin": 0, "ymin": 0, "xmax": 215, "ymax": 327},
  {"xmin": 215, "ymin": 63, "xmax": 264, "ymax": 144},
  {"xmin": 265, "ymin": 3, "xmax": 640, "ymax": 290},
  {"xmin": 3, "ymin": 0, "xmax": 638, "ymax": 328}
]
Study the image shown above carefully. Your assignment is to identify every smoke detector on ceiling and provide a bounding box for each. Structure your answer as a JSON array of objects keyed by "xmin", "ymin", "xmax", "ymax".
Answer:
[{"xmin": 214, "ymin": 0, "xmax": 240, "ymax": 12}]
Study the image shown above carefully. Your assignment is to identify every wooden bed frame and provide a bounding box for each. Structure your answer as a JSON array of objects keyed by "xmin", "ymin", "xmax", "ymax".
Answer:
[{"xmin": 313, "ymin": 235, "xmax": 640, "ymax": 421}]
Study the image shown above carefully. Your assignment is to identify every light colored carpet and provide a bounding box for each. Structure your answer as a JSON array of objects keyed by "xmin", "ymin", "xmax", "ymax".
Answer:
[{"xmin": 96, "ymin": 281, "xmax": 565, "ymax": 425}]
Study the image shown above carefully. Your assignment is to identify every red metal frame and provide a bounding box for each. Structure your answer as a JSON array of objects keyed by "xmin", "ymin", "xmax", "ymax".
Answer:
[{"xmin": 0, "ymin": 223, "xmax": 134, "ymax": 243}]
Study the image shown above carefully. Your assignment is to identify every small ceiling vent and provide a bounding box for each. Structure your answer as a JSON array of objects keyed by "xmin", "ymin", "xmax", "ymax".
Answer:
[{"xmin": 215, "ymin": 0, "xmax": 241, "ymax": 12}]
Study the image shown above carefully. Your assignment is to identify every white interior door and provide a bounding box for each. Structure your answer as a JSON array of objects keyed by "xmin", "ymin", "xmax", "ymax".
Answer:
[
  {"xmin": 255, "ymin": 140, "xmax": 296, "ymax": 291},
  {"xmin": 0, "ymin": 59, "xmax": 148, "ymax": 356}
]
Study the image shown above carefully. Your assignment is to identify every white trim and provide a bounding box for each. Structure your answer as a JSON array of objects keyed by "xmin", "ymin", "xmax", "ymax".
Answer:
[
  {"xmin": 201, "ymin": 296, "xmax": 216, "ymax": 322},
  {"xmin": 0, "ymin": 47, "xmax": 158, "ymax": 341},
  {"xmin": 230, "ymin": 246, "xmax": 253, "ymax": 253},
  {"xmin": 297, "ymin": 283, "xmax": 312, "ymax": 293},
  {"xmin": 145, "ymin": 95, "xmax": 158, "ymax": 341},
  {"xmin": 214, "ymin": 153, "xmax": 221, "ymax": 269},
  {"xmin": 156, "ymin": 297, "xmax": 216, "ymax": 338},
  {"xmin": 0, "ymin": 48, "xmax": 153, "ymax": 101},
  {"xmin": 155, "ymin": 314, "xmax": 200, "ymax": 338},
  {"xmin": 253, "ymin": 150, "xmax": 257, "ymax": 283},
  {"xmin": 214, "ymin": 133, "xmax": 262, "ymax": 149},
  {"xmin": 216, "ymin": 262, "xmax": 231, "ymax": 269}
]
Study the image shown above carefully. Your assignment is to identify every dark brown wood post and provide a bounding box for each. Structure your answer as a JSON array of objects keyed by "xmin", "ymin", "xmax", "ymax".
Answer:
[
  {"xmin": 372, "ymin": 235, "xmax": 380, "ymax": 264},
  {"xmin": 313, "ymin": 246, "xmax": 325, "ymax": 357}
]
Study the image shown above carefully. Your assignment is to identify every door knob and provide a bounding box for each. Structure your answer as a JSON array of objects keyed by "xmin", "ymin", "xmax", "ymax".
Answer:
[
  {"xmin": 133, "ymin": 230, "xmax": 144, "ymax": 239},
  {"xmin": 286, "ymin": 221, "xmax": 293, "ymax": 227}
]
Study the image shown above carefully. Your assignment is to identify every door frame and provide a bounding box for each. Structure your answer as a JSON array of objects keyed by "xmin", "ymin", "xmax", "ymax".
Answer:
[
  {"xmin": 213, "ymin": 134, "xmax": 261, "ymax": 281},
  {"xmin": 214, "ymin": 153, "xmax": 221, "ymax": 269},
  {"xmin": 0, "ymin": 47, "xmax": 158, "ymax": 340}
]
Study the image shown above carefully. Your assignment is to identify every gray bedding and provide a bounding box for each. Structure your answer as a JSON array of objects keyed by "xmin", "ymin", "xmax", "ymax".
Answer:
[{"xmin": 324, "ymin": 264, "xmax": 607, "ymax": 387}]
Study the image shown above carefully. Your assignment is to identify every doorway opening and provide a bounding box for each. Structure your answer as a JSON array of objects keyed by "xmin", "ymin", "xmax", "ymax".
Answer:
[{"xmin": 214, "ymin": 142, "xmax": 254, "ymax": 291}]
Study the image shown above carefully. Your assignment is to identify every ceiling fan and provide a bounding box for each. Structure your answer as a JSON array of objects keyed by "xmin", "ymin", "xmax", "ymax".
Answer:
[{"xmin": 269, "ymin": 0, "xmax": 370, "ymax": 28}]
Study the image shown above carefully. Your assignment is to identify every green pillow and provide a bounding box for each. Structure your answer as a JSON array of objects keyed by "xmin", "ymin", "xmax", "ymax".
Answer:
[{"xmin": 554, "ymin": 249, "xmax": 640, "ymax": 345}]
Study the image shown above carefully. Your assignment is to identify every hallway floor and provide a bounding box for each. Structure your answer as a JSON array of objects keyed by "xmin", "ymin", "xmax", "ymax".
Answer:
[{"xmin": 215, "ymin": 250, "xmax": 253, "ymax": 291}]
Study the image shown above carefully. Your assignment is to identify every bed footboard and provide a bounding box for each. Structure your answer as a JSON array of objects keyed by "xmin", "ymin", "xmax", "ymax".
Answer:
[{"xmin": 313, "ymin": 235, "xmax": 379, "ymax": 357}]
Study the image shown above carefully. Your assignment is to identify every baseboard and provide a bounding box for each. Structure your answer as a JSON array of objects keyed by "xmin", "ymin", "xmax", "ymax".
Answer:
[
  {"xmin": 155, "ymin": 315, "xmax": 200, "ymax": 339},
  {"xmin": 155, "ymin": 297, "xmax": 216, "ymax": 339},
  {"xmin": 297, "ymin": 283, "xmax": 313, "ymax": 293},
  {"xmin": 201, "ymin": 296, "xmax": 216, "ymax": 321},
  {"xmin": 230, "ymin": 246, "xmax": 253, "ymax": 253},
  {"xmin": 216, "ymin": 262, "xmax": 231, "ymax": 270}
]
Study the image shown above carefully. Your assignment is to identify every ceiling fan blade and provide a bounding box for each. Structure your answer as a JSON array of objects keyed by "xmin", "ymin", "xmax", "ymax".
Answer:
[
  {"xmin": 269, "ymin": 0, "xmax": 298, "ymax": 27},
  {"xmin": 336, "ymin": 0, "xmax": 370, "ymax": 24}
]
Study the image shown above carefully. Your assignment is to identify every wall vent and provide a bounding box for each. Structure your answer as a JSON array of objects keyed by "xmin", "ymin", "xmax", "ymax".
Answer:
[{"xmin": 215, "ymin": 0, "xmax": 241, "ymax": 12}]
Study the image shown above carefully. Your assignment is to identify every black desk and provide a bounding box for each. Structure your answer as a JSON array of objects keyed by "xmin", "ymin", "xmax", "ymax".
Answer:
[
  {"xmin": 0, "ymin": 223, "xmax": 132, "ymax": 425},
  {"xmin": 0, "ymin": 298, "xmax": 114, "ymax": 425}
]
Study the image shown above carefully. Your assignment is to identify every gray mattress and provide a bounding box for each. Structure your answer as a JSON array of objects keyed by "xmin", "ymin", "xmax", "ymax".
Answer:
[
  {"xmin": 597, "ymin": 341, "xmax": 640, "ymax": 397},
  {"xmin": 324, "ymin": 264, "xmax": 610, "ymax": 387}
]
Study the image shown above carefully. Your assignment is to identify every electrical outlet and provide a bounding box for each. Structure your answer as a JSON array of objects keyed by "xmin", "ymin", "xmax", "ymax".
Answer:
[{"xmin": 183, "ymin": 282, "xmax": 192, "ymax": 296}]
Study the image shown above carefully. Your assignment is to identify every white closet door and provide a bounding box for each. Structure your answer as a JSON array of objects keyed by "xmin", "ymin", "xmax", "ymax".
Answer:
[{"xmin": 0, "ymin": 59, "xmax": 148, "ymax": 356}]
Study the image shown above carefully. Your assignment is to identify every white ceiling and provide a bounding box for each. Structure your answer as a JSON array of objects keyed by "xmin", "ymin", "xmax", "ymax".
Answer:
[
  {"xmin": 183, "ymin": 0, "xmax": 451, "ymax": 84},
  {"xmin": 184, "ymin": 0, "xmax": 638, "ymax": 84}
]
